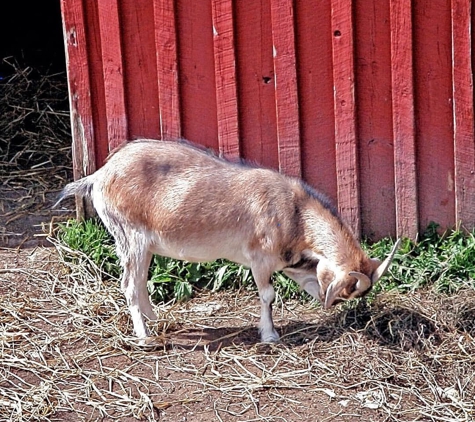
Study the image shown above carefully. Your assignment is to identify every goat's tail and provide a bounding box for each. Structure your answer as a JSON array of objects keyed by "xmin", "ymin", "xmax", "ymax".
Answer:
[{"xmin": 53, "ymin": 175, "xmax": 95, "ymax": 208}]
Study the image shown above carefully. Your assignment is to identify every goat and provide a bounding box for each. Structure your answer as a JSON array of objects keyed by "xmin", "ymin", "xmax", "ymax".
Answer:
[{"xmin": 55, "ymin": 139, "xmax": 400, "ymax": 343}]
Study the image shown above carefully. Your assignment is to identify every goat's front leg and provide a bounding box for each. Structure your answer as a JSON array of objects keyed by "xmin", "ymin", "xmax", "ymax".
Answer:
[
  {"xmin": 252, "ymin": 266, "xmax": 279, "ymax": 343},
  {"xmin": 121, "ymin": 249, "xmax": 155, "ymax": 339}
]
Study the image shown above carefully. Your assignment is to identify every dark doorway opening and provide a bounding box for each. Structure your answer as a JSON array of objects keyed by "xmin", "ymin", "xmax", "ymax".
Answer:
[{"xmin": 0, "ymin": 1, "xmax": 65, "ymax": 75}]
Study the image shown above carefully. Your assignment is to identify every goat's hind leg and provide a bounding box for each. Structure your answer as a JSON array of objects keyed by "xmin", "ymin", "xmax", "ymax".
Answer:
[
  {"xmin": 119, "ymin": 243, "xmax": 155, "ymax": 339},
  {"xmin": 94, "ymin": 199, "xmax": 156, "ymax": 341}
]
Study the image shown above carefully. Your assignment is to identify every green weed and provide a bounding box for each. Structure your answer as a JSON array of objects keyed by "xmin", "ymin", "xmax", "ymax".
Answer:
[
  {"xmin": 365, "ymin": 222, "xmax": 475, "ymax": 295},
  {"xmin": 56, "ymin": 219, "xmax": 120, "ymax": 277},
  {"xmin": 55, "ymin": 219, "xmax": 475, "ymax": 304}
]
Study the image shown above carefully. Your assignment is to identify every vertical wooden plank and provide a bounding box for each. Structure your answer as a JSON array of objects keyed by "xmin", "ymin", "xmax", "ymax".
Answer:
[
  {"xmin": 295, "ymin": 0, "xmax": 337, "ymax": 202},
  {"xmin": 354, "ymin": 0, "xmax": 395, "ymax": 240},
  {"xmin": 390, "ymin": 0, "xmax": 418, "ymax": 239},
  {"xmin": 211, "ymin": 0, "xmax": 240, "ymax": 159},
  {"xmin": 60, "ymin": 0, "xmax": 96, "ymax": 217},
  {"xmin": 176, "ymin": 0, "xmax": 218, "ymax": 150},
  {"xmin": 60, "ymin": 0, "xmax": 96, "ymax": 178},
  {"xmin": 154, "ymin": 0, "xmax": 181, "ymax": 139},
  {"xmin": 413, "ymin": 0, "xmax": 454, "ymax": 234},
  {"xmin": 270, "ymin": 0, "xmax": 302, "ymax": 177},
  {"xmin": 234, "ymin": 0, "xmax": 278, "ymax": 169},
  {"xmin": 82, "ymin": 1, "xmax": 108, "ymax": 168},
  {"xmin": 452, "ymin": 0, "xmax": 475, "ymax": 228},
  {"xmin": 96, "ymin": 0, "xmax": 128, "ymax": 150},
  {"xmin": 121, "ymin": 0, "xmax": 161, "ymax": 140},
  {"xmin": 331, "ymin": 0, "xmax": 360, "ymax": 236}
]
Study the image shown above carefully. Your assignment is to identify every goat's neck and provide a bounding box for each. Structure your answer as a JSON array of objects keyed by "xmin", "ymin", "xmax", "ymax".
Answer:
[{"xmin": 303, "ymin": 210, "xmax": 364, "ymax": 268}]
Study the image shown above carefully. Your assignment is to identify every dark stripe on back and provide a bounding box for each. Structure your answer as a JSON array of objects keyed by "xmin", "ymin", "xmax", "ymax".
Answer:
[{"xmin": 300, "ymin": 181, "xmax": 339, "ymax": 217}]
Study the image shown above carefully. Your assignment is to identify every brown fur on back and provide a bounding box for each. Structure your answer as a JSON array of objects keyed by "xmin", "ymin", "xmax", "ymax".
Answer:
[{"xmin": 100, "ymin": 139, "xmax": 341, "ymax": 263}]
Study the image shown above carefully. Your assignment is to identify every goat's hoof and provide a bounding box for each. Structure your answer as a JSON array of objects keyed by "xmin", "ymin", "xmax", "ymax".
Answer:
[
  {"xmin": 130, "ymin": 336, "xmax": 163, "ymax": 349},
  {"xmin": 259, "ymin": 330, "xmax": 280, "ymax": 343}
]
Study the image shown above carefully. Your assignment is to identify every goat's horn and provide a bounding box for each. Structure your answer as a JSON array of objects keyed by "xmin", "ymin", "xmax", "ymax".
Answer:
[
  {"xmin": 371, "ymin": 238, "xmax": 401, "ymax": 284},
  {"xmin": 324, "ymin": 280, "xmax": 339, "ymax": 309},
  {"xmin": 349, "ymin": 271, "xmax": 372, "ymax": 292}
]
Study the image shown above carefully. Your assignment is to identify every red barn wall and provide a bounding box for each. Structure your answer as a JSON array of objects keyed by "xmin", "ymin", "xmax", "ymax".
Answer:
[{"xmin": 60, "ymin": 0, "xmax": 475, "ymax": 241}]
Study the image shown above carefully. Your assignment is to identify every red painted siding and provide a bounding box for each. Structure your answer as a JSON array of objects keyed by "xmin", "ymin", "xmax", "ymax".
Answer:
[
  {"xmin": 60, "ymin": 0, "xmax": 475, "ymax": 240},
  {"xmin": 176, "ymin": 1, "xmax": 218, "ymax": 150},
  {"xmin": 60, "ymin": 0, "xmax": 96, "ymax": 179},
  {"xmin": 331, "ymin": 0, "xmax": 361, "ymax": 236},
  {"xmin": 452, "ymin": 0, "xmax": 475, "ymax": 228},
  {"xmin": 270, "ymin": 0, "xmax": 302, "ymax": 177},
  {"xmin": 154, "ymin": 0, "xmax": 181, "ymax": 139},
  {"xmin": 390, "ymin": 0, "xmax": 418, "ymax": 239},
  {"xmin": 296, "ymin": 0, "xmax": 336, "ymax": 203},
  {"xmin": 121, "ymin": 0, "xmax": 161, "ymax": 140},
  {"xmin": 414, "ymin": 0, "xmax": 455, "ymax": 234}
]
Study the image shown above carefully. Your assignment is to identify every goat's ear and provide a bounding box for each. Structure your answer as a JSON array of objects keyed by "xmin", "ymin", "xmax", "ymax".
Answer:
[
  {"xmin": 371, "ymin": 238, "xmax": 401, "ymax": 284},
  {"xmin": 325, "ymin": 271, "xmax": 371, "ymax": 308}
]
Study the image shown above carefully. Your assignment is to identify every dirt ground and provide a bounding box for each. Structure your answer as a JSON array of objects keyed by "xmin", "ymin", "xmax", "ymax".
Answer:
[{"xmin": 1, "ymin": 245, "xmax": 474, "ymax": 421}]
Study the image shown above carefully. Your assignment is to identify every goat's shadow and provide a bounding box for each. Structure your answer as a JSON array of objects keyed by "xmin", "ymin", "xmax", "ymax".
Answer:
[{"xmin": 159, "ymin": 294, "xmax": 475, "ymax": 353}]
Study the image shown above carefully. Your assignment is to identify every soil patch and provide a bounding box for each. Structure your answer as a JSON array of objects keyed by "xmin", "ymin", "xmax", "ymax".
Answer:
[{"xmin": 1, "ymin": 246, "xmax": 474, "ymax": 421}]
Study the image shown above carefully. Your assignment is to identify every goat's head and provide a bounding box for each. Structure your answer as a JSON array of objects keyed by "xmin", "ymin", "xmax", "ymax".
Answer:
[{"xmin": 318, "ymin": 239, "xmax": 401, "ymax": 308}]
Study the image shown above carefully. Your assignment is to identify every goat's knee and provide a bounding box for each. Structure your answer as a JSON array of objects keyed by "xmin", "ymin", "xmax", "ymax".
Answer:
[
  {"xmin": 122, "ymin": 274, "xmax": 155, "ymax": 317},
  {"xmin": 260, "ymin": 284, "xmax": 275, "ymax": 305}
]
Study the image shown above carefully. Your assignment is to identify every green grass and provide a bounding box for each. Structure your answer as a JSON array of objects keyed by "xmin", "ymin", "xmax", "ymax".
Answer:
[
  {"xmin": 368, "ymin": 222, "xmax": 475, "ymax": 295},
  {"xmin": 55, "ymin": 219, "xmax": 475, "ymax": 304},
  {"xmin": 57, "ymin": 218, "xmax": 120, "ymax": 276}
]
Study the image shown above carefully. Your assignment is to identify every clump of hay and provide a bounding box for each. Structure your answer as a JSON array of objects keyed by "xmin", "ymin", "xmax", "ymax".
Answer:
[{"xmin": 0, "ymin": 59, "xmax": 72, "ymax": 187}]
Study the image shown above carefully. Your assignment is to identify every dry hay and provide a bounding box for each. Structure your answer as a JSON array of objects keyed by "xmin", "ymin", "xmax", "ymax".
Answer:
[
  {"xmin": 0, "ymin": 59, "xmax": 73, "ymax": 247},
  {"xmin": 1, "ymin": 241, "xmax": 474, "ymax": 421}
]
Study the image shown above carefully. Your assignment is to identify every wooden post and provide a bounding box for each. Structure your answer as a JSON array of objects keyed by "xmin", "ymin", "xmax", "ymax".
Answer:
[
  {"xmin": 331, "ymin": 0, "xmax": 361, "ymax": 237},
  {"xmin": 60, "ymin": 0, "xmax": 97, "ymax": 218}
]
